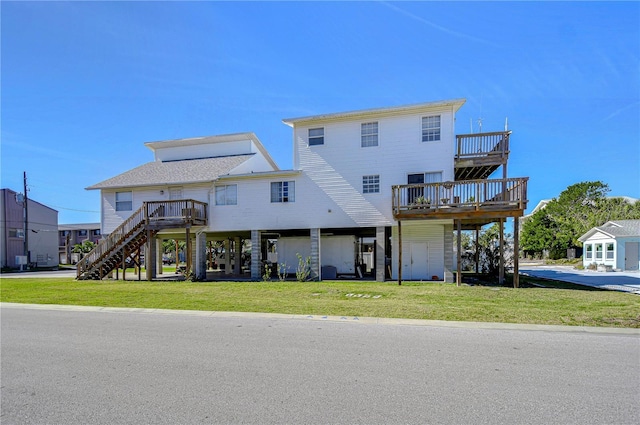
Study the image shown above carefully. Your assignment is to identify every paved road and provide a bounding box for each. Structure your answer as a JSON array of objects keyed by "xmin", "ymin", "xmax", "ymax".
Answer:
[
  {"xmin": 2, "ymin": 305, "xmax": 639, "ymax": 425},
  {"xmin": 520, "ymin": 265, "xmax": 640, "ymax": 294},
  {"xmin": 0, "ymin": 269, "xmax": 77, "ymax": 279}
]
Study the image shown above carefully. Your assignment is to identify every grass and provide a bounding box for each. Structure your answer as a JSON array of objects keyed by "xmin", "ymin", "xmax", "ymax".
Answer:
[{"xmin": 1, "ymin": 277, "xmax": 639, "ymax": 328}]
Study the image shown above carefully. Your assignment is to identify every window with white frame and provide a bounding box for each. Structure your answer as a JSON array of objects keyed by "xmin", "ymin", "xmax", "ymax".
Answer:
[
  {"xmin": 362, "ymin": 175, "xmax": 380, "ymax": 193},
  {"xmin": 595, "ymin": 243, "xmax": 603, "ymax": 260},
  {"xmin": 606, "ymin": 243, "xmax": 614, "ymax": 260},
  {"xmin": 115, "ymin": 191, "xmax": 132, "ymax": 211},
  {"xmin": 308, "ymin": 128, "xmax": 324, "ymax": 146},
  {"xmin": 361, "ymin": 122, "xmax": 378, "ymax": 147},
  {"xmin": 585, "ymin": 244, "xmax": 593, "ymax": 260},
  {"xmin": 271, "ymin": 181, "xmax": 295, "ymax": 203},
  {"xmin": 215, "ymin": 184, "xmax": 238, "ymax": 206},
  {"xmin": 78, "ymin": 230, "xmax": 87, "ymax": 237},
  {"xmin": 421, "ymin": 115, "xmax": 441, "ymax": 142}
]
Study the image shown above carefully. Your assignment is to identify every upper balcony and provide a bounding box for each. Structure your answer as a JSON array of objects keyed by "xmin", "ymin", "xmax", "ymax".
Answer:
[
  {"xmin": 392, "ymin": 177, "xmax": 528, "ymax": 223},
  {"xmin": 455, "ymin": 131, "xmax": 510, "ymax": 180}
]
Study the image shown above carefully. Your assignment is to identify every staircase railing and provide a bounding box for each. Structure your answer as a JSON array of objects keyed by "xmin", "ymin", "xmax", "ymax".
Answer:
[
  {"xmin": 77, "ymin": 205, "xmax": 146, "ymax": 278},
  {"xmin": 76, "ymin": 199, "xmax": 208, "ymax": 279}
]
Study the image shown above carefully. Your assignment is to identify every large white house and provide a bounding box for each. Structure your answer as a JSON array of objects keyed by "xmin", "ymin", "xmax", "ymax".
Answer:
[{"xmin": 83, "ymin": 99, "xmax": 528, "ymax": 283}]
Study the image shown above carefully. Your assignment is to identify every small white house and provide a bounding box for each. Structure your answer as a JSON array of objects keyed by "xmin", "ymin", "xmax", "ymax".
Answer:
[{"xmin": 578, "ymin": 220, "xmax": 640, "ymax": 271}]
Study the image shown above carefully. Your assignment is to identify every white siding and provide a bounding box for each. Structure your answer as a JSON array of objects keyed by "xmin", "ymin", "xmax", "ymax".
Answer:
[
  {"xmin": 391, "ymin": 221, "xmax": 448, "ymax": 280},
  {"xmin": 211, "ymin": 173, "xmax": 392, "ymax": 232},
  {"xmin": 101, "ymin": 185, "xmax": 212, "ymax": 235}
]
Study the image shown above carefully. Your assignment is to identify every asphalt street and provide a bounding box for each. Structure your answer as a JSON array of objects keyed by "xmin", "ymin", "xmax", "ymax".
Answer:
[
  {"xmin": 520, "ymin": 265, "xmax": 640, "ymax": 294},
  {"xmin": 2, "ymin": 304, "xmax": 639, "ymax": 425}
]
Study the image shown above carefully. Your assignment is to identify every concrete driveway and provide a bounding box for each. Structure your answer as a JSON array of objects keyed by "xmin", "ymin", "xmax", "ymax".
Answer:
[
  {"xmin": 520, "ymin": 265, "xmax": 640, "ymax": 294},
  {"xmin": 0, "ymin": 269, "xmax": 77, "ymax": 279}
]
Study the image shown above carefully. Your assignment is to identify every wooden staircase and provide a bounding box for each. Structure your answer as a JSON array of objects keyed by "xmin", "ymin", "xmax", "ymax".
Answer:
[{"xmin": 77, "ymin": 200, "xmax": 207, "ymax": 280}]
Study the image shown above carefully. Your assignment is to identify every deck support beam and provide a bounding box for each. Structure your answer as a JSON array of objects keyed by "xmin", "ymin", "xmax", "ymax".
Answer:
[
  {"xmin": 456, "ymin": 219, "xmax": 462, "ymax": 286},
  {"xmin": 499, "ymin": 219, "xmax": 505, "ymax": 285},
  {"xmin": 397, "ymin": 221, "xmax": 402, "ymax": 286},
  {"xmin": 233, "ymin": 237, "xmax": 242, "ymax": 276},
  {"xmin": 513, "ymin": 218, "xmax": 520, "ymax": 288}
]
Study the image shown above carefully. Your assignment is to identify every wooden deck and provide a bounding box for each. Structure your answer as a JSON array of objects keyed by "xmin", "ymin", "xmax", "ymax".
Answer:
[
  {"xmin": 392, "ymin": 178, "xmax": 528, "ymax": 222},
  {"xmin": 455, "ymin": 131, "xmax": 510, "ymax": 180}
]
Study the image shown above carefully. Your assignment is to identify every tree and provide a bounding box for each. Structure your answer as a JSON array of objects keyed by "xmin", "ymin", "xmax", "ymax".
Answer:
[
  {"xmin": 72, "ymin": 240, "xmax": 96, "ymax": 258},
  {"xmin": 520, "ymin": 181, "xmax": 639, "ymax": 259}
]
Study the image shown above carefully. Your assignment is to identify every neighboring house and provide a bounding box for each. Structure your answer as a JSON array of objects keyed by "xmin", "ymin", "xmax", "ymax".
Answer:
[
  {"xmin": 83, "ymin": 99, "xmax": 528, "ymax": 282},
  {"xmin": 58, "ymin": 223, "xmax": 101, "ymax": 264},
  {"xmin": 578, "ymin": 220, "xmax": 640, "ymax": 271},
  {"xmin": 0, "ymin": 188, "xmax": 58, "ymax": 270}
]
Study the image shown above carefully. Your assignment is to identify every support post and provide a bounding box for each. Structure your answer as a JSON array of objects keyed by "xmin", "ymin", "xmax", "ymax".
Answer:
[
  {"xmin": 443, "ymin": 223, "xmax": 454, "ymax": 283},
  {"xmin": 186, "ymin": 226, "xmax": 192, "ymax": 274},
  {"xmin": 456, "ymin": 219, "xmax": 462, "ymax": 287},
  {"xmin": 233, "ymin": 237, "xmax": 241, "ymax": 276},
  {"xmin": 513, "ymin": 217, "xmax": 520, "ymax": 288},
  {"xmin": 145, "ymin": 230, "xmax": 156, "ymax": 281},
  {"xmin": 499, "ymin": 219, "xmax": 505, "ymax": 285},
  {"xmin": 251, "ymin": 230, "xmax": 261, "ymax": 280},
  {"xmin": 310, "ymin": 228, "xmax": 321, "ymax": 281},
  {"xmin": 475, "ymin": 226, "xmax": 480, "ymax": 274},
  {"xmin": 156, "ymin": 239, "xmax": 163, "ymax": 275},
  {"xmin": 223, "ymin": 239, "xmax": 230, "ymax": 276},
  {"xmin": 397, "ymin": 221, "xmax": 402, "ymax": 286},
  {"xmin": 375, "ymin": 226, "xmax": 386, "ymax": 282},
  {"xmin": 195, "ymin": 232, "xmax": 207, "ymax": 280}
]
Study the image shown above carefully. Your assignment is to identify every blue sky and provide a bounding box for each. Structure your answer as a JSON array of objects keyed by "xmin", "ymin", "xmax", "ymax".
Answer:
[{"xmin": 2, "ymin": 1, "xmax": 638, "ymax": 224}]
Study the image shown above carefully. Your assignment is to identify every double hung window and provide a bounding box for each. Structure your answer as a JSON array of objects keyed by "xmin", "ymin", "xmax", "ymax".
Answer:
[
  {"xmin": 421, "ymin": 115, "xmax": 441, "ymax": 142},
  {"xmin": 271, "ymin": 181, "xmax": 295, "ymax": 203},
  {"xmin": 308, "ymin": 128, "xmax": 324, "ymax": 146},
  {"xmin": 115, "ymin": 191, "xmax": 132, "ymax": 211},
  {"xmin": 605, "ymin": 243, "xmax": 614, "ymax": 260},
  {"xmin": 361, "ymin": 122, "xmax": 378, "ymax": 147}
]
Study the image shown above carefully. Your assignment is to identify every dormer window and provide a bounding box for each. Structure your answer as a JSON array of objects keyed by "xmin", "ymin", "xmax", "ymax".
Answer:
[
  {"xmin": 421, "ymin": 115, "xmax": 441, "ymax": 142},
  {"xmin": 308, "ymin": 128, "xmax": 324, "ymax": 146}
]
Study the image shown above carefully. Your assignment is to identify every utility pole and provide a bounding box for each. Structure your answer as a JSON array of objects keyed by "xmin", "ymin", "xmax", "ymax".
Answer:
[{"xmin": 23, "ymin": 171, "xmax": 29, "ymax": 267}]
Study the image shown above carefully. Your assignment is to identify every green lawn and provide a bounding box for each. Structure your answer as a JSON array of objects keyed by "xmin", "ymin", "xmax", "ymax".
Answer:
[{"xmin": 1, "ymin": 277, "xmax": 639, "ymax": 328}]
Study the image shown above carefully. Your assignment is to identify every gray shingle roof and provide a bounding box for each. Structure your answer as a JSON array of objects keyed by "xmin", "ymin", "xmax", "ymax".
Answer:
[
  {"xmin": 86, "ymin": 154, "xmax": 254, "ymax": 190},
  {"xmin": 598, "ymin": 220, "xmax": 640, "ymax": 238}
]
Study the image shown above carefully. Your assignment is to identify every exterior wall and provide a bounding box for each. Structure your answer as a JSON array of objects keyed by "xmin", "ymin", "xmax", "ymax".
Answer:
[
  {"xmin": 580, "ymin": 231, "xmax": 640, "ymax": 270},
  {"xmin": 391, "ymin": 221, "xmax": 449, "ymax": 280},
  {"xmin": 277, "ymin": 235, "xmax": 356, "ymax": 275},
  {"xmin": 101, "ymin": 184, "xmax": 212, "ymax": 235},
  {"xmin": 1, "ymin": 189, "xmax": 58, "ymax": 269},
  {"xmin": 27, "ymin": 200, "xmax": 59, "ymax": 268},
  {"xmin": 212, "ymin": 173, "xmax": 392, "ymax": 232},
  {"xmin": 293, "ymin": 108, "xmax": 456, "ymax": 185},
  {"xmin": 582, "ymin": 231, "xmax": 617, "ymax": 269},
  {"xmin": 230, "ymin": 154, "xmax": 277, "ymax": 175}
]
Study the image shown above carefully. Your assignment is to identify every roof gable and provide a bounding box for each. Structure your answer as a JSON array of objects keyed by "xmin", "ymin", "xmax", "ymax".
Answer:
[{"xmin": 579, "ymin": 219, "xmax": 640, "ymax": 242}]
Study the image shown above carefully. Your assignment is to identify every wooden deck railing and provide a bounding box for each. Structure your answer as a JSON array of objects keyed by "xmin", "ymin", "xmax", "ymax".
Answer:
[
  {"xmin": 456, "ymin": 131, "xmax": 510, "ymax": 160},
  {"xmin": 392, "ymin": 178, "xmax": 528, "ymax": 217},
  {"xmin": 77, "ymin": 199, "xmax": 207, "ymax": 278}
]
